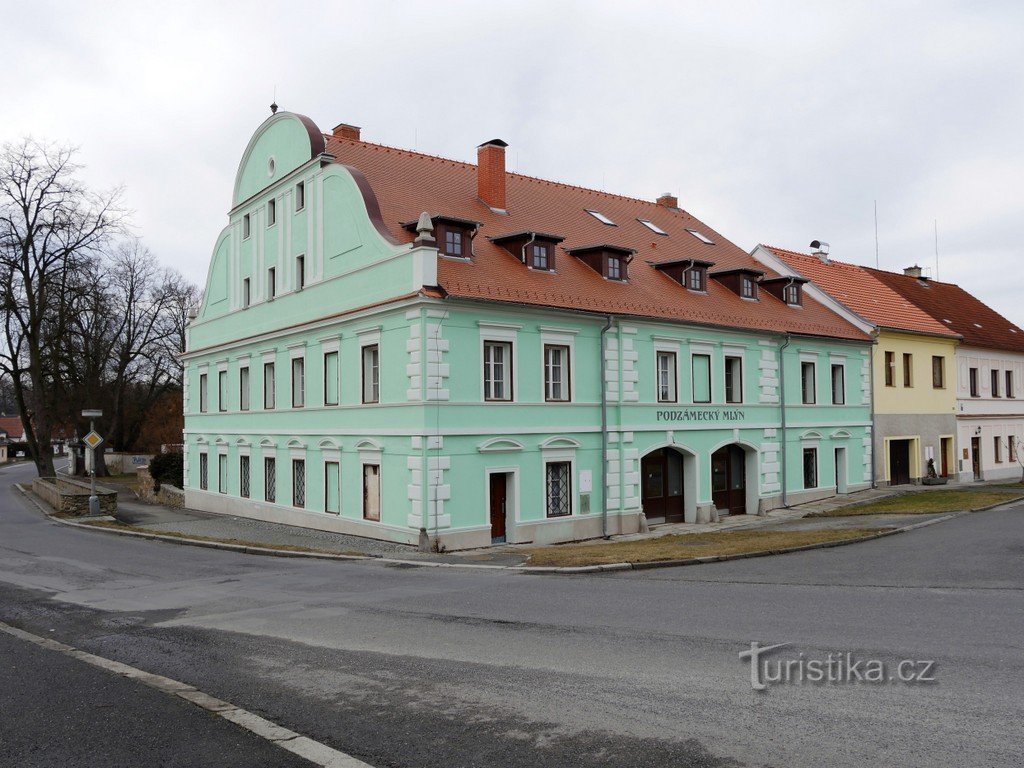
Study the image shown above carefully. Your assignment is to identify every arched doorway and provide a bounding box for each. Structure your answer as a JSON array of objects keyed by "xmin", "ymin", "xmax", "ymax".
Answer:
[
  {"xmin": 641, "ymin": 447, "xmax": 696, "ymax": 524},
  {"xmin": 711, "ymin": 444, "xmax": 749, "ymax": 515}
]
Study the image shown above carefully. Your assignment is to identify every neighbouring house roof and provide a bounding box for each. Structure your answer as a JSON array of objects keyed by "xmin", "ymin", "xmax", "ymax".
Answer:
[
  {"xmin": 322, "ymin": 134, "xmax": 869, "ymax": 342},
  {"xmin": 0, "ymin": 417, "xmax": 25, "ymax": 439},
  {"xmin": 759, "ymin": 246, "xmax": 959, "ymax": 339},
  {"xmin": 865, "ymin": 268, "xmax": 1024, "ymax": 354}
]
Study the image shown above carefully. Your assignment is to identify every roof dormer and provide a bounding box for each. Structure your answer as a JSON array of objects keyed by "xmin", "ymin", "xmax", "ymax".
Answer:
[
  {"xmin": 760, "ymin": 275, "xmax": 808, "ymax": 306},
  {"xmin": 490, "ymin": 231, "xmax": 565, "ymax": 272},
  {"xmin": 403, "ymin": 214, "xmax": 481, "ymax": 259},
  {"xmin": 711, "ymin": 267, "xmax": 764, "ymax": 300},
  {"xmin": 566, "ymin": 244, "xmax": 635, "ymax": 282},
  {"xmin": 652, "ymin": 258, "xmax": 716, "ymax": 293}
]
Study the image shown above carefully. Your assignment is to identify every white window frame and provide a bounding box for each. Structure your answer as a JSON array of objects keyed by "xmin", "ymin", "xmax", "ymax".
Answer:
[
  {"xmin": 239, "ymin": 364, "xmax": 250, "ymax": 411},
  {"xmin": 724, "ymin": 350, "xmax": 744, "ymax": 405},
  {"xmin": 291, "ymin": 357, "xmax": 305, "ymax": 408},
  {"xmin": 478, "ymin": 323, "xmax": 520, "ymax": 403},
  {"xmin": 263, "ymin": 358, "xmax": 276, "ymax": 410},
  {"xmin": 691, "ymin": 350, "xmax": 712, "ymax": 404},
  {"xmin": 655, "ymin": 344, "xmax": 679, "ymax": 404},
  {"xmin": 800, "ymin": 355, "xmax": 818, "ymax": 405},
  {"xmin": 540, "ymin": 328, "xmax": 576, "ymax": 403},
  {"xmin": 361, "ymin": 344, "xmax": 380, "ymax": 404},
  {"xmin": 830, "ymin": 358, "xmax": 846, "ymax": 405}
]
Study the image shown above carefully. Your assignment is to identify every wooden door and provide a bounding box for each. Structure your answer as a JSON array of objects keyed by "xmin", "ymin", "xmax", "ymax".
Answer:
[
  {"xmin": 641, "ymin": 449, "xmax": 685, "ymax": 523},
  {"xmin": 362, "ymin": 464, "xmax": 380, "ymax": 521},
  {"xmin": 940, "ymin": 438, "xmax": 951, "ymax": 478},
  {"xmin": 489, "ymin": 473, "xmax": 507, "ymax": 542},
  {"xmin": 711, "ymin": 445, "xmax": 746, "ymax": 515},
  {"xmin": 889, "ymin": 441, "xmax": 911, "ymax": 485},
  {"xmin": 971, "ymin": 437, "xmax": 981, "ymax": 480}
]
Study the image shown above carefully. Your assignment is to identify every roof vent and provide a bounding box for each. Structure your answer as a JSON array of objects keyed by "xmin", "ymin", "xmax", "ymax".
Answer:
[
  {"xmin": 656, "ymin": 192, "xmax": 678, "ymax": 209},
  {"xmin": 477, "ymin": 139, "xmax": 508, "ymax": 212},
  {"xmin": 809, "ymin": 240, "xmax": 830, "ymax": 263},
  {"xmin": 332, "ymin": 123, "xmax": 361, "ymax": 141},
  {"xmin": 904, "ymin": 264, "xmax": 923, "ymax": 278}
]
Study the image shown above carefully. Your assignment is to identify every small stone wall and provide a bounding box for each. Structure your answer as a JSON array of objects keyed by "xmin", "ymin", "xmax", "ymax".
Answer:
[
  {"xmin": 135, "ymin": 466, "xmax": 185, "ymax": 508},
  {"xmin": 33, "ymin": 477, "xmax": 118, "ymax": 516}
]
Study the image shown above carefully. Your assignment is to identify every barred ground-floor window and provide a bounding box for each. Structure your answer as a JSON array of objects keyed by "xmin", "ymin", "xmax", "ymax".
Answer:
[
  {"xmin": 292, "ymin": 459, "xmax": 306, "ymax": 507},
  {"xmin": 218, "ymin": 454, "xmax": 227, "ymax": 493},
  {"xmin": 545, "ymin": 461, "xmax": 571, "ymax": 518},
  {"xmin": 264, "ymin": 456, "xmax": 276, "ymax": 503},
  {"xmin": 199, "ymin": 453, "xmax": 208, "ymax": 491},
  {"xmin": 324, "ymin": 461, "xmax": 340, "ymax": 514},
  {"xmin": 239, "ymin": 455, "xmax": 250, "ymax": 498}
]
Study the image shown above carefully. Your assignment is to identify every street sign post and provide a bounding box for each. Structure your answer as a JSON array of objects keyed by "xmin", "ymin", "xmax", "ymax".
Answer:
[{"xmin": 82, "ymin": 410, "xmax": 104, "ymax": 516}]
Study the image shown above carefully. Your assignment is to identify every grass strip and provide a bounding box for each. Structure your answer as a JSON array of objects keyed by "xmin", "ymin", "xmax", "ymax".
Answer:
[
  {"xmin": 525, "ymin": 527, "xmax": 887, "ymax": 567},
  {"xmin": 808, "ymin": 490, "xmax": 1023, "ymax": 517}
]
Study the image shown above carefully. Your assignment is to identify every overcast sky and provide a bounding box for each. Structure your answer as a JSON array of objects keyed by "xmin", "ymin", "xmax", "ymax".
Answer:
[{"xmin": 4, "ymin": 1, "xmax": 1022, "ymax": 323}]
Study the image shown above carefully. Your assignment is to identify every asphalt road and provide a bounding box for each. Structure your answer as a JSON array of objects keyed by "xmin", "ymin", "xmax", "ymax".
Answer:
[{"xmin": 1, "ymin": 461, "xmax": 1022, "ymax": 767}]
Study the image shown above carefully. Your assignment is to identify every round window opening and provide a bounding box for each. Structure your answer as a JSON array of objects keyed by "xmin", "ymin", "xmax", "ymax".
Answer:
[{"xmin": 268, "ymin": 157, "xmax": 276, "ymax": 176}]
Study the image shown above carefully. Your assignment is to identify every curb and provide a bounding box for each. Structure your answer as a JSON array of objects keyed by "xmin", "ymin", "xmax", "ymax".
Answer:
[{"xmin": 15, "ymin": 483, "xmax": 1021, "ymax": 576}]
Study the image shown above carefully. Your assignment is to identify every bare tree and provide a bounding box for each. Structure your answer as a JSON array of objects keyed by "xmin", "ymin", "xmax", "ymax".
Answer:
[{"xmin": 0, "ymin": 139, "xmax": 124, "ymax": 476}]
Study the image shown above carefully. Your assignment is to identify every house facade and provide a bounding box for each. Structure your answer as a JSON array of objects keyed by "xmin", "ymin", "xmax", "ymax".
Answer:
[
  {"xmin": 182, "ymin": 111, "xmax": 873, "ymax": 550},
  {"xmin": 867, "ymin": 268, "xmax": 1024, "ymax": 482},
  {"xmin": 752, "ymin": 245, "xmax": 960, "ymax": 485}
]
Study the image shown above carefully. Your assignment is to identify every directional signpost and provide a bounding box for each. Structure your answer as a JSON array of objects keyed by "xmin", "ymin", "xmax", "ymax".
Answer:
[{"xmin": 82, "ymin": 410, "xmax": 103, "ymax": 515}]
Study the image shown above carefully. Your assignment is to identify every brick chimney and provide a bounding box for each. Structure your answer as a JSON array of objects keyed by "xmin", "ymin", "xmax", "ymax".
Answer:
[
  {"xmin": 904, "ymin": 265, "xmax": 923, "ymax": 278},
  {"xmin": 332, "ymin": 123, "xmax": 361, "ymax": 141},
  {"xmin": 656, "ymin": 192, "xmax": 679, "ymax": 209},
  {"xmin": 477, "ymin": 139, "xmax": 508, "ymax": 211}
]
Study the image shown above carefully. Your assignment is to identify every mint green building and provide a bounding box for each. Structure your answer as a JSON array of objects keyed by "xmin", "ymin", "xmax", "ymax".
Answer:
[{"xmin": 182, "ymin": 111, "xmax": 874, "ymax": 549}]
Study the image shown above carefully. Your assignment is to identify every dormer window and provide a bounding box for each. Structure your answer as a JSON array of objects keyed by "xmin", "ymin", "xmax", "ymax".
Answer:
[
  {"xmin": 710, "ymin": 267, "xmax": 763, "ymax": 300},
  {"xmin": 686, "ymin": 266, "xmax": 706, "ymax": 292},
  {"xmin": 402, "ymin": 215, "xmax": 480, "ymax": 260},
  {"xmin": 759, "ymin": 276, "xmax": 808, "ymax": 306},
  {"xmin": 652, "ymin": 258, "xmax": 715, "ymax": 292},
  {"xmin": 490, "ymin": 231, "xmax": 565, "ymax": 272},
  {"xmin": 530, "ymin": 243, "xmax": 550, "ymax": 270},
  {"xmin": 443, "ymin": 227, "xmax": 466, "ymax": 258},
  {"xmin": 566, "ymin": 244, "xmax": 635, "ymax": 282}
]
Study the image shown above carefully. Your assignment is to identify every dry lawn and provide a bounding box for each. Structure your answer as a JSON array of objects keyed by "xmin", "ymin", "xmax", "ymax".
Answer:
[
  {"xmin": 525, "ymin": 527, "xmax": 887, "ymax": 567},
  {"xmin": 809, "ymin": 490, "xmax": 1023, "ymax": 517}
]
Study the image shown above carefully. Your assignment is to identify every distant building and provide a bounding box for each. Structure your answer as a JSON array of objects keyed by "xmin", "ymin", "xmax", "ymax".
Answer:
[
  {"xmin": 182, "ymin": 111, "xmax": 874, "ymax": 549},
  {"xmin": 752, "ymin": 246, "xmax": 960, "ymax": 485},
  {"xmin": 866, "ymin": 268, "xmax": 1024, "ymax": 482}
]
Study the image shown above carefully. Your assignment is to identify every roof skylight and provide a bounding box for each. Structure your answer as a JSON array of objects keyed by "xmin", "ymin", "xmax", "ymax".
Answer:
[
  {"xmin": 585, "ymin": 209, "xmax": 616, "ymax": 226},
  {"xmin": 638, "ymin": 219, "xmax": 668, "ymax": 236},
  {"xmin": 686, "ymin": 229, "xmax": 714, "ymax": 245}
]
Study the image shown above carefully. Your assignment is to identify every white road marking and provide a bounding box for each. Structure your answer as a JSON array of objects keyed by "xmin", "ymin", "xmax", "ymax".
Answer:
[{"xmin": 0, "ymin": 620, "xmax": 374, "ymax": 767}]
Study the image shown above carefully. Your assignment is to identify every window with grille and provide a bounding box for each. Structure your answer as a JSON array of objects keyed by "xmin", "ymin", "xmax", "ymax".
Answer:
[
  {"xmin": 264, "ymin": 362, "xmax": 275, "ymax": 409},
  {"xmin": 692, "ymin": 354, "xmax": 711, "ymax": 403},
  {"xmin": 324, "ymin": 461, "xmax": 340, "ymax": 514},
  {"xmin": 483, "ymin": 341, "xmax": 513, "ymax": 401},
  {"xmin": 725, "ymin": 356, "xmax": 743, "ymax": 404},
  {"xmin": 545, "ymin": 461, "xmax": 571, "ymax": 518},
  {"xmin": 544, "ymin": 345, "xmax": 570, "ymax": 402},
  {"xmin": 264, "ymin": 456, "xmax": 276, "ymax": 503},
  {"xmin": 239, "ymin": 455, "xmax": 250, "ymax": 498},
  {"xmin": 657, "ymin": 351, "xmax": 677, "ymax": 403},
  {"xmin": 362, "ymin": 344, "xmax": 379, "ymax": 403},
  {"xmin": 292, "ymin": 358, "xmax": 305, "ymax": 408},
  {"xmin": 801, "ymin": 362, "xmax": 816, "ymax": 404},
  {"xmin": 292, "ymin": 459, "xmax": 305, "ymax": 508},
  {"xmin": 239, "ymin": 366, "xmax": 250, "ymax": 411},
  {"xmin": 199, "ymin": 373, "xmax": 208, "ymax": 412},
  {"xmin": 218, "ymin": 454, "xmax": 227, "ymax": 493},
  {"xmin": 324, "ymin": 351, "xmax": 339, "ymax": 405},
  {"xmin": 831, "ymin": 363, "xmax": 845, "ymax": 405},
  {"xmin": 199, "ymin": 453, "xmax": 208, "ymax": 490}
]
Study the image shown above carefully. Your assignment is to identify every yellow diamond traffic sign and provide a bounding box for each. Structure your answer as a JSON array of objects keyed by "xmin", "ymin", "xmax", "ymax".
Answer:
[{"xmin": 83, "ymin": 430, "xmax": 104, "ymax": 450}]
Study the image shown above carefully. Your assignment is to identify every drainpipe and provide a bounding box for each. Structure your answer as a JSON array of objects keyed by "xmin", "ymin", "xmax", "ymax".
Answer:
[
  {"xmin": 869, "ymin": 335, "xmax": 878, "ymax": 488},
  {"xmin": 521, "ymin": 232, "xmax": 537, "ymax": 266},
  {"xmin": 600, "ymin": 314, "xmax": 614, "ymax": 538},
  {"xmin": 779, "ymin": 334, "xmax": 791, "ymax": 507}
]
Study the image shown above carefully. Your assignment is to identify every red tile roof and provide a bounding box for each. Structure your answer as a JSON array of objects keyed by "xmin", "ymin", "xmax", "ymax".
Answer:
[
  {"xmin": 865, "ymin": 268, "xmax": 1024, "ymax": 353},
  {"xmin": 323, "ymin": 135, "xmax": 869, "ymax": 342},
  {"xmin": 0, "ymin": 416, "xmax": 24, "ymax": 439},
  {"xmin": 760, "ymin": 246, "xmax": 959, "ymax": 338}
]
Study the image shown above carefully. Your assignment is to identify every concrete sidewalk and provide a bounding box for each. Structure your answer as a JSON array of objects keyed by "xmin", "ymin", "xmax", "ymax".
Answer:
[{"xmin": 29, "ymin": 479, "xmax": 1020, "ymax": 568}]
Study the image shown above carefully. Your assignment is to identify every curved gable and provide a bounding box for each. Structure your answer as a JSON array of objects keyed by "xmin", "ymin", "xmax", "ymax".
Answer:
[{"xmin": 233, "ymin": 112, "xmax": 325, "ymax": 206}]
